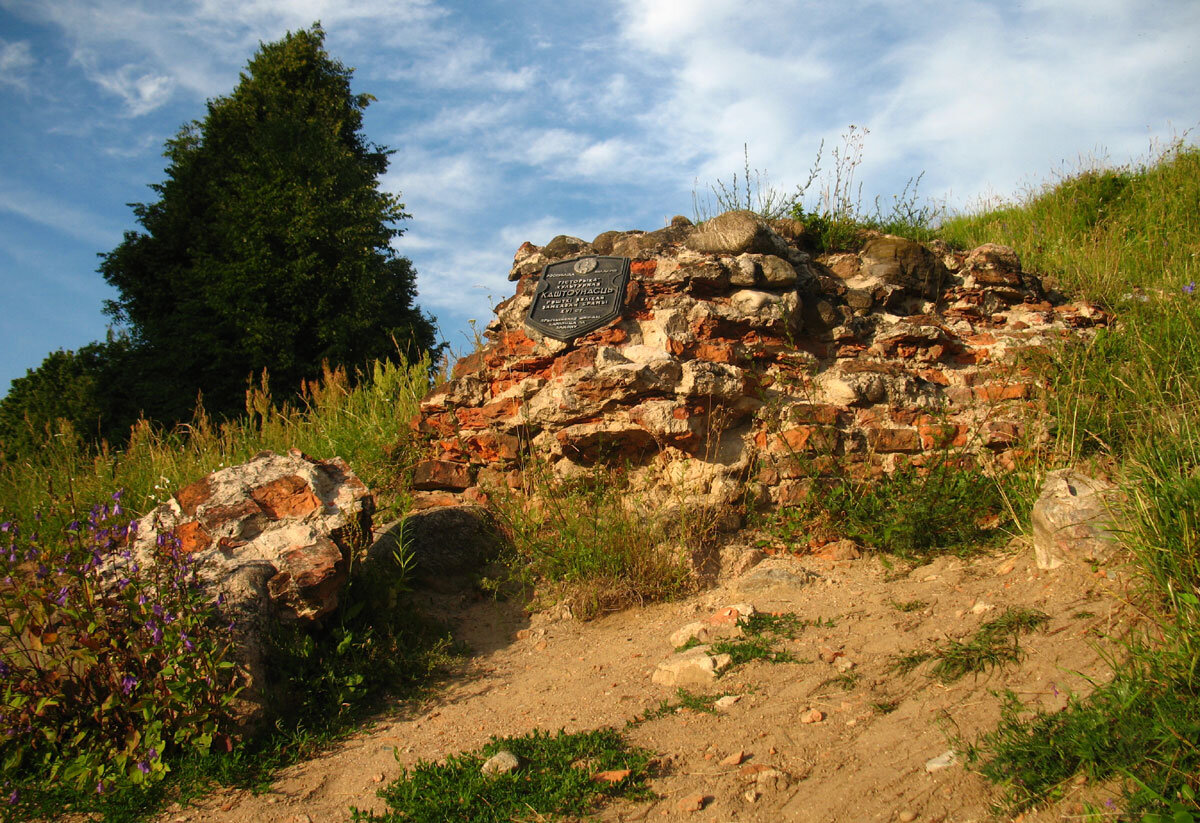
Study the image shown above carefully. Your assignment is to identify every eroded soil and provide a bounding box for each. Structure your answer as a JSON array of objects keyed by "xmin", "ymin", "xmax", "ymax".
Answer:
[{"xmin": 160, "ymin": 537, "xmax": 1135, "ymax": 823}]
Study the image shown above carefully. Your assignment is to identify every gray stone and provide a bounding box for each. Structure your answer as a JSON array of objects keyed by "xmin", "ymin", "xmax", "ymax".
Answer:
[
  {"xmin": 860, "ymin": 235, "xmax": 949, "ymax": 299},
  {"xmin": 652, "ymin": 646, "xmax": 733, "ymax": 686},
  {"xmin": 542, "ymin": 235, "xmax": 590, "ymax": 259},
  {"xmin": 759, "ymin": 255, "xmax": 798, "ymax": 287},
  {"xmin": 685, "ymin": 210, "xmax": 789, "ymax": 256},
  {"xmin": 482, "ymin": 750, "xmax": 521, "ymax": 775},
  {"xmin": 1031, "ymin": 470, "xmax": 1121, "ymax": 569}
]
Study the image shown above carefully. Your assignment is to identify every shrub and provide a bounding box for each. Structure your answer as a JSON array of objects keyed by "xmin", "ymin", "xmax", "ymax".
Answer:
[{"xmin": 0, "ymin": 495, "xmax": 238, "ymax": 811}]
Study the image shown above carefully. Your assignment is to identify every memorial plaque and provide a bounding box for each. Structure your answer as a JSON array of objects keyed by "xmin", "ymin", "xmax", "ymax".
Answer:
[{"xmin": 524, "ymin": 255, "xmax": 631, "ymax": 342}]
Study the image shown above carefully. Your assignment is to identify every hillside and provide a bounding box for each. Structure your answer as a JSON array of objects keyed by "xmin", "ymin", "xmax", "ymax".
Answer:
[{"xmin": 4, "ymin": 141, "xmax": 1198, "ymax": 822}]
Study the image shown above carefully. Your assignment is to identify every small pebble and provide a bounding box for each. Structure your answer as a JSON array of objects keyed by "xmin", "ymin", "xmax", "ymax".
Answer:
[
  {"xmin": 899, "ymin": 811, "xmax": 917, "ymax": 822},
  {"xmin": 801, "ymin": 708, "xmax": 825, "ymax": 723},
  {"xmin": 720, "ymin": 750, "xmax": 746, "ymax": 766}
]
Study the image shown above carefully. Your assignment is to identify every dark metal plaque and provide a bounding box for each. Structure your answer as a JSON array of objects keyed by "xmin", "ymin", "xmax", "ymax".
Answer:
[{"xmin": 524, "ymin": 256, "xmax": 630, "ymax": 342}]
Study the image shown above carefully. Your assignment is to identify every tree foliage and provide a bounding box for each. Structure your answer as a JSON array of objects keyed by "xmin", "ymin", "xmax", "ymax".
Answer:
[
  {"xmin": 99, "ymin": 24, "xmax": 436, "ymax": 423},
  {"xmin": 0, "ymin": 338, "xmax": 137, "ymax": 460}
]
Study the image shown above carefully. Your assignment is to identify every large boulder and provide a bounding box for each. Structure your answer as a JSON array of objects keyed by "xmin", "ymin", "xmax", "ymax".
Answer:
[
  {"xmin": 369, "ymin": 505, "xmax": 504, "ymax": 590},
  {"xmin": 1031, "ymin": 469, "xmax": 1122, "ymax": 569},
  {"xmin": 116, "ymin": 449, "xmax": 374, "ymax": 720}
]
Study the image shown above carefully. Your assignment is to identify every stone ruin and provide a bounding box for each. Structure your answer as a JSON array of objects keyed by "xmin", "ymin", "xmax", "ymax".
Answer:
[{"xmin": 409, "ymin": 209, "xmax": 1109, "ymax": 522}]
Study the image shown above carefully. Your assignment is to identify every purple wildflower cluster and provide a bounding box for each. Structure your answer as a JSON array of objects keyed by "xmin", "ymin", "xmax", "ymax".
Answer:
[{"xmin": 0, "ymin": 490, "xmax": 240, "ymax": 805}]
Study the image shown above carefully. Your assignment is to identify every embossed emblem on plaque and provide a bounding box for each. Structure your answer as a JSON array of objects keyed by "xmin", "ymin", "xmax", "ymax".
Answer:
[{"xmin": 525, "ymin": 256, "xmax": 631, "ymax": 342}]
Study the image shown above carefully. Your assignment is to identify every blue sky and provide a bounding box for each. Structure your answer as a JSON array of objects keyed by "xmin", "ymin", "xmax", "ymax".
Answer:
[{"xmin": 1, "ymin": 0, "xmax": 1198, "ymax": 397}]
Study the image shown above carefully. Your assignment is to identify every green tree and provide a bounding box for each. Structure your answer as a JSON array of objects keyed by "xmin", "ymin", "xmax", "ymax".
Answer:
[
  {"xmin": 99, "ymin": 24, "xmax": 436, "ymax": 423},
  {"xmin": 0, "ymin": 338, "xmax": 137, "ymax": 460}
]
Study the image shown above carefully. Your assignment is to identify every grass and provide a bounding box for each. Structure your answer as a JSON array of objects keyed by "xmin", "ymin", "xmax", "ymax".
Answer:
[
  {"xmin": 633, "ymin": 688, "xmax": 723, "ymax": 723},
  {"xmin": 939, "ymin": 138, "xmax": 1200, "ymax": 816},
  {"xmin": 490, "ymin": 465, "xmax": 708, "ymax": 620},
  {"xmin": 350, "ymin": 728, "xmax": 656, "ymax": 823},
  {"xmin": 0, "ymin": 356, "xmax": 434, "ymax": 527},
  {"xmin": 707, "ymin": 612, "xmax": 813, "ymax": 668},
  {"xmin": 891, "ymin": 608, "xmax": 1050, "ymax": 683},
  {"xmin": 758, "ymin": 452, "xmax": 1024, "ymax": 558}
]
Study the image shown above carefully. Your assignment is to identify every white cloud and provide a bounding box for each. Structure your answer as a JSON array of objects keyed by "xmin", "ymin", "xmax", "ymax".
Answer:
[
  {"xmin": 0, "ymin": 38, "xmax": 34, "ymax": 90},
  {"xmin": 0, "ymin": 184, "xmax": 122, "ymax": 247}
]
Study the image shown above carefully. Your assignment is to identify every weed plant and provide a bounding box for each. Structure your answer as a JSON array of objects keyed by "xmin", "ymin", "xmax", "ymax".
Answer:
[
  {"xmin": 0, "ymin": 497, "xmax": 238, "ymax": 817},
  {"xmin": 491, "ymin": 465, "xmax": 704, "ymax": 620},
  {"xmin": 691, "ymin": 128, "xmax": 941, "ymax": 251},
  {"xmin": 0, "ymin": 357, "xmax": 434, "ymax": 527},
  {"xmin": 891, "ymin": 608, "xmax": 1049, "ymax": 683},
  {"xmin": 940, "ymin": 138, "xmax": 1200, "ymax": 816},
  {"xmin": 634, "ymin": 688, "xmax": 721, "ymax": 722},
  {"xmin": 351, "ymin": 728, "xmax": 656, "ymax": 822},
  {"xmin": 761, "ymin": 453, "xmax": 1021, "ymax": 558}
]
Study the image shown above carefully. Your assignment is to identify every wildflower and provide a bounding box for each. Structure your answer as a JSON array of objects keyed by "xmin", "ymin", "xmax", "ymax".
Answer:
[
  {"xmin": 67, "ymin": 520, "xmax": 80, "ymax": 531},
  {"xmin": 0, "ymin": 523, "xmax": 9, "ymax": 533},
  {"xmin": 137, "ymin": 760, "xmax": 150, "ymax": 775},
  {"xmin": 52, "ymin": 587, "xmax": 69, "ymax": 607},
  {"xmin": 7, "ymin": 789, "xmax": 16, "ymax": 804},
  {"xmin": 95, "ymin": 781, "xmax": 105, "ymax": 794},
  {"xmin": 120, "ymin": 675, "xmax": 137, "ymax": 695},
  {"xmin": 1184, "ymin": 281, "xmax": 1196, "ymax": 295},
  {"xmin": 181, "ymin": 632, "xmax": 195, "ymax": 651}
]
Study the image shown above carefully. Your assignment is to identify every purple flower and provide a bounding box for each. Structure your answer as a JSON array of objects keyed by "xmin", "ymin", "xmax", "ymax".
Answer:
[
  {"xmin": 7, "ymin": 789, "xmax": 17, "ymax": 804},
  {"xmin": 52, "ymin": 587, "xmax": 69, "ymax": 607},
  {"xmin": 117, "ymin": 577, "xmax": 130, "ymax": 590},
  {"xmin": 67, "ymin": 520, "xmax": 80, "ymax": 532},
  {"xmin": 35, "ymin": 565, "xmax": 49, "ymax": 580},
  {"xmin": 181, "ymin": 633, "xmax": 195, "ymax": 651},
  {"xmin": 152, "ymin": 604, "xmax": 164, "ymax": 618},
  {"xmin": 147, "ymin": 747, "xmax": 157, "ymax": 760},
  {"xmin": 152, "ymin": 625, "xmax": 163, "ymax": 645},
  {"xmin": 95, "ymin": 781, "xmax": 105, "ymax": 794},
  {"xmin": 136, "ymin": 760, "xmax": 150, "ymax": 775},
  {"xmin": 120, "ymin": 675, "xmax": 137, "ymax": 695},
  {"xmin": 0, "ymin": 523, "xmax": 9, "ymax": 533},
  {"xmin": 137, "ymin": 593, "xmax": 148, "ymax": 605},
  {"xmin": 1185, "ymin": 281, "xmax": 1196, "ymax": 295}
]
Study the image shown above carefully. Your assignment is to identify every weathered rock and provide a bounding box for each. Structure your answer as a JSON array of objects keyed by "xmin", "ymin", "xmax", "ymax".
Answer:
[
  {"xmin": 652, "ymin": 646, "xmax": 733, "ymax": 686},
  {"xmin": 117, "ymin": 450, "xmax": 373, "ymax": 723},
  {"xmin": 686, "ymin": 210, "xmax": 788, "ymax": 256},
  {"xmin": 668, "ymin": 603, "xmax": 756, "ymax": 647},
  {"xmin": 542, "ymin": 234, "xmax": 590, "ymax": 259},
  {"xmin": 481, "ymin": 750, "xmax": 521, "ymax": 775},
  {"xmin": 1031, "ymin": 469, "xmax": 1121, "ymax": 569},
  {"xmin": 860, "ymin": 235, "xmax": 949, "ymax": 299}
]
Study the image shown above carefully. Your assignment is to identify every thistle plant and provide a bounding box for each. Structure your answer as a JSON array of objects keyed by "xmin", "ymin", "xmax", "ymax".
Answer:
[{"xmin": 0, "ymin": 492, "xmax": 239, "ymax": 812}]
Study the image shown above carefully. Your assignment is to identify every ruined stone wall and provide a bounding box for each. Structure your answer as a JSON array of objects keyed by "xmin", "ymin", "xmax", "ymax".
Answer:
[{"xmin": 408, "ymin": 210, "xmax": 1107, "ymax": 521}]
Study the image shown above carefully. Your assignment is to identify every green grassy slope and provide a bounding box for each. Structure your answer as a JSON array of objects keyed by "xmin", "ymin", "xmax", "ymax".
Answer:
[{"xmin": 941, "ymin": 140, "xmax": 1200, "ymax": 818}]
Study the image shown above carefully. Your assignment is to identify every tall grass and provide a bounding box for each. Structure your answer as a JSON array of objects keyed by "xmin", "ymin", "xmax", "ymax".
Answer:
[
  {"xmin": 0, "ymin": 356, "xmax": 434, "ymax": 526},
  {"xmin": 944, "ymin": 139, "xmax": 1200, "ymax": 815}
]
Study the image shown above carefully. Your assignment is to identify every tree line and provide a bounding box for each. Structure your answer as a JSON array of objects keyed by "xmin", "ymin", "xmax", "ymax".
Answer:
[{"xmin": 0, "ymin": 25, "xmax": 437, "ymax": 459}]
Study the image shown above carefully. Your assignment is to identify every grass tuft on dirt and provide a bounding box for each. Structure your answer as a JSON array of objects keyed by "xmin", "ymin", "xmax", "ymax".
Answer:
[
  {"xmin": 350, "ymin": 728, "xmax": 656, "ymax": 823},
  {"xmin": 892, "ymin": 608, "xmax": 1050, "ymax": 683}
]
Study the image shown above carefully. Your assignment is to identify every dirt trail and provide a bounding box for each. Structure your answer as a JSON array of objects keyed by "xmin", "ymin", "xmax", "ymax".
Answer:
[{"xmin": 162, "ymin": 538, "xmax": 1134, "ymax": 823}]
